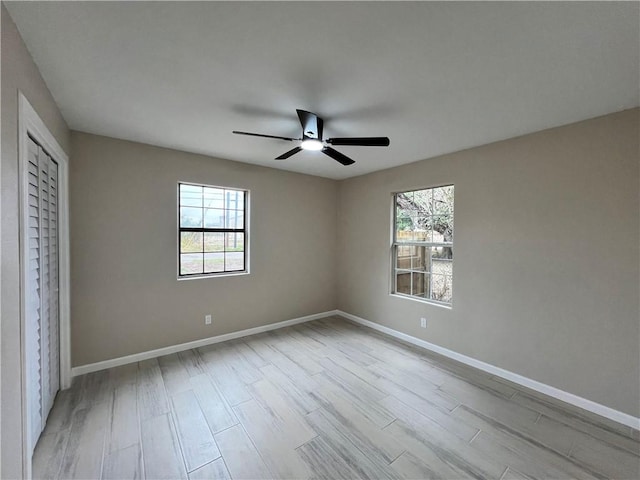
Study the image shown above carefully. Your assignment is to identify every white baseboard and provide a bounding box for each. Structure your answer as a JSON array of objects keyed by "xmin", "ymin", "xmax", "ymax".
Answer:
[
  {"xmin": 337, "ymin": 310, "xmax": 640, "ymax": 431},
  {"xmin": 71, "ymin": 310, "xmax": 339, "ymax": 377},
  {"xmin": 72, "ymin": 307, "xmax": 638, "ymax": 431}
]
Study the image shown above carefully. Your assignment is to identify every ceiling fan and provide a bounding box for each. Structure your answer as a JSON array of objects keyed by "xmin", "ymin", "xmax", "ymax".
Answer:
[{"xmin": 233, "ymin": 109, "xmax": 390, "ymax": 166}]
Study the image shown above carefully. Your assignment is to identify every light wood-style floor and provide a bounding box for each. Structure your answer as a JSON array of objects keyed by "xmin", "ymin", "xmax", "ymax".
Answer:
[{"xmin": 34, "ymin": 316, "xmax": 639, "ymax": 479}]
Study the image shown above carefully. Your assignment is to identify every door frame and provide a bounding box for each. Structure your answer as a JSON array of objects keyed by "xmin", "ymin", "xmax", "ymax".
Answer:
[{"xmin": 18, "ymin": 92, "xmax": 70, "ymax": 477}]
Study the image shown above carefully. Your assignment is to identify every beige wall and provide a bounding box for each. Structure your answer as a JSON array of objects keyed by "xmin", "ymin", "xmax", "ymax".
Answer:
[
  {"xmin": 1, "ymin": 4, "xmax": 71, "ymax": 478},
  {"xmin": 337, "ymin": 109, "xmax": 640, "ymax": 417},
  {"xmin": 70, "ymin": 132, "xmax": 338, "ymax": 366}
]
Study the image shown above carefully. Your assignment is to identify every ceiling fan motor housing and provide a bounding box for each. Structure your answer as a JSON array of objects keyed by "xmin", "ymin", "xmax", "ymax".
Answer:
[{"xmin": 297, "ymin": 109, "xmax": 323, "ymax": 141}]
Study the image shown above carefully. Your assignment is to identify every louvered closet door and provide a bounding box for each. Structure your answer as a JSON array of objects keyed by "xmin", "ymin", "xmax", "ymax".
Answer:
[
  {"xmin": 26, "ymin": 138, "xmax": 43, "ymax": 448},
  {"xmin": 26, "ymin": 137, "xmax": 60, "ymax": 453}
]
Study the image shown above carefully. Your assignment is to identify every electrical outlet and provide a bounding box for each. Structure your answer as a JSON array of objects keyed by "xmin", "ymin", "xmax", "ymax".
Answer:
[
  {"xmin": 420, "ymin": 317, "xmax": 427, "ymax": 328},
  {"xmin": 205, "ymin": 314, "xmax": 212, "ymax": 325}
]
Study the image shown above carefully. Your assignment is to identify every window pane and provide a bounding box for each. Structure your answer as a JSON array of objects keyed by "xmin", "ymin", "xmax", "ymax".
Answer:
[
  {"xmin": 225, "ymin": 210, "xmax": 244, "ymax": 229},
  {"xmin": 180, "ymin": 184, "xmax": 202, "ymax": 207},
  {"xmin": 396, "ymin": 245, "xmax": 412, "ymax": 270},
  {"xmin": 429, "ymin": 214, "xmax": 453, "ymax": 243},
  {"xmin": 180, "ymin": 232, "xmax": 202, "ymax": 253},
  {"xmin": 396, "ymin": 229, "xmax": 414, "ymax": 242},
  {"xmin": 204, "ymin": 252, "xmax": 224, "ymax": 273},
  {"xmin": 432, "ymin": 245, "xmax": 453, "ymax": 259},
  {"xmin": 397, "ymin": 190, "xmax": 413, "ymax": 203},
  {"xmin": 225, "ymin": 190, "xmax": 244, "ymax": 210},
  {"xmin": 204, "ymin": 209, "xmax": 225, "ymax": 228},
  {"xmin": 396, "ymin": 271, "xmax": 411, "ymax": 294},
  {"xmin": 411, "ymin": 246, "xmax": 428, "ymax": 271},
  {"xmin": 413, "ymin": 189, "xmax": 433, "ymax": 215},
  {"xmin": 414, "ymin": 228, "xmax": 429, "ymax": 242},
  {"xmin": 180, "ymin": 253, "xmax": 203, "ymax": 275},
  {"xmin": 236, "ymin": 191, "xmax": 245, "ymax": 210},
  {"xmin": 204, "ymin": 232, "xmax": 224, "ymax": 252},
  {"xmin": 412, "ymin": 272, "xmax": 426, "ymax": 297},
  {"xmin": 432, "ymin": 255, "xmax": 453, "ymax": 276},
  {"xmin": 225, "ymin": 251, "xmax": 244, "ymax": 271},
  {"xmin": 203, "ymin": 187, "xmax": 224, "ymax": 209},
  {"xmin": 225, "ymin": 232, "xmax": 244, "ymax": 252},
  {"xmin": 431, "ymin": 274, "xmax": 452, "ymax": 303},
  {"xmin": 396, "ymin": 208, "xmax": 413, "ymax": 230},
  {"xmin": 433, "ymin": 185, "xmax": 454, "ymax": 215},
  {"xmin": 180, "ymin": 207, "xmax": 203, "ymax": 228}
]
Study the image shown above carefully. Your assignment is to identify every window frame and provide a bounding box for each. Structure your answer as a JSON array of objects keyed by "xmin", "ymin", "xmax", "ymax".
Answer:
[
  {"xmin": 391, "ymin": 184, "xmax": 454, "ymax": 307},
  {"xmin": 177, "ymin": 181, "xmax": 249, "ymax": 279}
]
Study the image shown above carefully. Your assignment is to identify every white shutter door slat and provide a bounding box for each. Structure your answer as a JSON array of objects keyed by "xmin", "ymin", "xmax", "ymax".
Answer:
[
  {"xmin": 25, "ymin": 138, "xmax": 61, "ymax": 451},
  {"xmin": 28, "ymin": 172, "xmax": 38, "ymax": 187},
  {"xmin": 28, "ymin": 215, "xmax": 39, "ymax": 229}
]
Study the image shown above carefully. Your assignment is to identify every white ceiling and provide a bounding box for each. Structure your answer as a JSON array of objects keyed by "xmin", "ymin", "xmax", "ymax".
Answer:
[{"xmin": 6, "ymin": 1, "xmax": 639, "ymax": 180}]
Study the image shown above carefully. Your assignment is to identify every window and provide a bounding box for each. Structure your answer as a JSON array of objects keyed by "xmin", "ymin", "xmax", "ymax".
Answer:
[
  {"xmin": 393, "ymin": 185, "xmax": 454, "ymax": 305},
  {"xmin": 178, "ymin": 182, "xmax": 247, "ymax": 277}
]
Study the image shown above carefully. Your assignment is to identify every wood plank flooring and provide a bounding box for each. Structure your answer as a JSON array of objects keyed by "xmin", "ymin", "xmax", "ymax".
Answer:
[{"xmin": 34, "ymin": 316, "xmax": 640, "ymax": 479}]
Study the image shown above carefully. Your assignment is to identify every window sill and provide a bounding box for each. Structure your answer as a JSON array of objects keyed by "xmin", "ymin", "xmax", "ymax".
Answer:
[
  {"xmin": 177, "ymin": 271, "xmax": 249, "ymax": 281},
  {"xmin": 390, "ymin": 293, "xmax": 452, "ymax": 310}
]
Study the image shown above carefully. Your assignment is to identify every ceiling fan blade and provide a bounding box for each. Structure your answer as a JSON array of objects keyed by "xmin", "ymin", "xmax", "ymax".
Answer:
[
  {"xmin": 296, "ymin": 109, "xmax": 323, "ymax": 140},
  {"xmin": 326, "ymin": 137, "xmax": 390, "ymax": 147},
  {"xmin": 233, "ymin": 130, "xmax": 298, "ymax": 141},
  {"xmin": 322, "ymin": 147, "xmax": 355, "ymax": 166},
  {"xmin": 275, "ymin": 146, "xmax": 303, "ymax": 160}
]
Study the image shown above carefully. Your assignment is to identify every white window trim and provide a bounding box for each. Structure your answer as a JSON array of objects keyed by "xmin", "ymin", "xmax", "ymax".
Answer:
[
  {"xmin": 176, "ymin": 181, "xmax": 250, "ymax": 280},
  {"xmin": 18, "ymin": 92, "xmax": 71, "ymax": 477}
]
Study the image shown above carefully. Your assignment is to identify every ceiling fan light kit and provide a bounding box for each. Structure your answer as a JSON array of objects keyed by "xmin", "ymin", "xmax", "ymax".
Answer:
[
  {"xmin": 300, "ymin": 139, "xmax": 323, "ymax": 151},
  {"xmin": 233, "ymin": 109, "xmax": 390, "ymax": 166}
]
